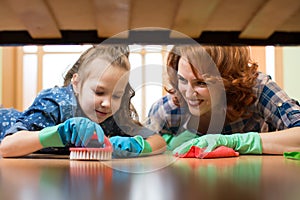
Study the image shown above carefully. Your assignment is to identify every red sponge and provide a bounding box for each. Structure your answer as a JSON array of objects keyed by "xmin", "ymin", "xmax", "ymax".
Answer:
[{"xmin": 175, "ymin": 145, "xmax": 239, "ymax": 159}]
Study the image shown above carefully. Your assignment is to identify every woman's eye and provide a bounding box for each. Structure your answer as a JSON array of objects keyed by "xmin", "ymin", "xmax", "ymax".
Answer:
[
  {"xmin": 112, "ymin": 94, "xmax": 122, "ymax": 99},
  {"xmin": 196, "ymin": 81, "xmax": 207, "ymax": 87},
  {"xmin": 112, "ymin": 95, "xmax": 122, "ymax": 99}
]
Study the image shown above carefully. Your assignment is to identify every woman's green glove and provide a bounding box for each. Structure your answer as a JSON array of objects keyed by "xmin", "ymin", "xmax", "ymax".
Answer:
[
  {"xmin": 162, "ymin": 130, "xmax": 198, "ymax": 150},
  {"xmin": 284, "ymin": 151, "xmax": 300, "ymax": 160},
  {"xmin": 173, "ymin": 132, "xmax": 262, "ymax": 155}
]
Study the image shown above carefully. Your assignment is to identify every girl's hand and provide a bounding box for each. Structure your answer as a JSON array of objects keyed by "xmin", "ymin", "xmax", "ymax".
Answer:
[
  {"xmin": 39, "ymin": 117, "xmax": 105, "ymax": 147},
  {"xmin": 109, "ymin": 135, "xmax": 152, "ymax": 158}
]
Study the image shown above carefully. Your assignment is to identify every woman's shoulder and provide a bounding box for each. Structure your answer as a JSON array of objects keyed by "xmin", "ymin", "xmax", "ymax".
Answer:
[
  {"xmin": 151, "ymin": 94, "xmax": 180, "ymax": 111},
  {"xmin": 253, "ymin": 72, "xmax": 277, "ymax": 95},
  {"xmin": 256, "ymin": 72, "xmax": 272, "ymax": 84},
  {"xmin": 156, "ymin": 94, "xmax": 181, "ymax": 106},
  {"xmin": 148, "ymin": 94, "xmax": 188, "ymax": 119}
]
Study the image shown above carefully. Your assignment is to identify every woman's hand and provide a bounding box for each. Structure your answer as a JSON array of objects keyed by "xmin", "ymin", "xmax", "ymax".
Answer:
[{"xmin": 173, "ymin": 132, "xmax": 262, "ymax": 156}]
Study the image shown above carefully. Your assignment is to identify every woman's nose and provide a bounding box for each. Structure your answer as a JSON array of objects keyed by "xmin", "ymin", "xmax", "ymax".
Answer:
[{"xmin": 186, "ymin": 84, "xmax": 196, "ymax": 97}]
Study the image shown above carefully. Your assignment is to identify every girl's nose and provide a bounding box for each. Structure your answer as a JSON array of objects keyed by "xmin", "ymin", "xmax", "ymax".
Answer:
[{"xmin": 100, "ymin": 97, "xmax": 111, "ymax": 108}]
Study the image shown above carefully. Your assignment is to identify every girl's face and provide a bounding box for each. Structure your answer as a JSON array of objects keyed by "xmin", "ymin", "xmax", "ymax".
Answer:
[
  {"xmin": 177, "ymin": 57, "xmax": 212, "ymax": 117},
  {"xmin": 72, "ymin": 58, "xmax": 129, "ymax": 123}
]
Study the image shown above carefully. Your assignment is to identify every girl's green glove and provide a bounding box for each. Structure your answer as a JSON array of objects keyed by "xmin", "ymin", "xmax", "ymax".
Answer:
[
  {"xmin": 173, "ymin": 132, "xmax": 262, "ymax": 155},
  {"xmin": 39, "ymin": 117, "xmax": 105, "ymax": 147}
]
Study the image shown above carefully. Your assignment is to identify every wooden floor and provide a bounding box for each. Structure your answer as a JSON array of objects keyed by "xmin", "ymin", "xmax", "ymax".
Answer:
[{"xmin": 1, "ymin": 153, "xmax": 300, "ymax": 200}]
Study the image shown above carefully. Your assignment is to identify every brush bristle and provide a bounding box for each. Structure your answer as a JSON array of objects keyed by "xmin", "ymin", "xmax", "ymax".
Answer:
[
  {"xmin": 70, "ymin": 148, "xmax": 112, "ymax": 160},
  {"xmin": 69, "ymin": 136, "xmax": 113, "ymax": 161}
]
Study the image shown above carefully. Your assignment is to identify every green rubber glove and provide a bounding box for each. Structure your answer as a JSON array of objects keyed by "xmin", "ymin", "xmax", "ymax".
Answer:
[
  {"xmin": 39, "ymin": 117, "xmax": 104, "ymax": 148},
  {"xmin": 134, "ymin": 135, "xmax": 152, "ymax": 154},
  {"xmin": 173, "ymin": 132, "xmax": 262, "ymax": 155},
  {"xmin": 162, "ymin": 130, "xmax": 198, "ymax": 150},
  {"xmin": 39, "ymin": 125, "xmax": 65, "ymax": 147},
  {"xmin": 284, "ymin": 151, "xmax": 300, "ymax": 160}
]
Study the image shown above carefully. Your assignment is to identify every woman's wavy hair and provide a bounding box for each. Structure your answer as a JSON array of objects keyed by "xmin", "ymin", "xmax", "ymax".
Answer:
[
  {"xmin": 164, "ymin": 46, "xmax": 186, "ymax": 107},
  {"xmin": 166, "ymin": 45, "xmax": 258, "ymax": 122}
]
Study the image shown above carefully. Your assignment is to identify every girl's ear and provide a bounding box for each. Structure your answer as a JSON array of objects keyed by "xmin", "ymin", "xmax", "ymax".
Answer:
[{"xmin": 71, "ymin": 73, "xmax": 80, "ymax": 94}]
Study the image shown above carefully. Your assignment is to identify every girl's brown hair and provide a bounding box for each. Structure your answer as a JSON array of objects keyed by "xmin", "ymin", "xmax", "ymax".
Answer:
[
  {"xmin": 63, "ymin": 45, "xmax": 130, "ymax": 86},
  {"xmin": 63, "ymin": 45, "xmax": 140, "ymax": 126}
]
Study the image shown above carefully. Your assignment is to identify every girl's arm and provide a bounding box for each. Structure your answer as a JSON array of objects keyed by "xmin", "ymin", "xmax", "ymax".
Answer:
[
  {"xmin": 260, "ymin": 126, "xmax": 300, "ymax": 154},
  {"xmin": 145, "ymin": 134, "xmax": 167, "ymax": 154},
  {"xmin": 0, "ymin": 131, "xmax": 43, "ymax": 158}
]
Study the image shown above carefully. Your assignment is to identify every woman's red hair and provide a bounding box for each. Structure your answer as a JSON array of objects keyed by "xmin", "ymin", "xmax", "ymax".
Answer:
[{"xmin": 166, "ymin": 45, "xmax": 258, "ymax": 122}]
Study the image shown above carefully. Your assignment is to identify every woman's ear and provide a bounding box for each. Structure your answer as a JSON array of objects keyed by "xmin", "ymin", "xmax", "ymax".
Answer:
[{"xmin": 71, "ymin": 73, "xmax": 80, "ymax": 94}]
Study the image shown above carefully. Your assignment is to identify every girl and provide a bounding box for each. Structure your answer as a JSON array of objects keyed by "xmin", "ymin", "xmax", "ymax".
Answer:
[
  {"xmin": 0, "ymin": 45, "xmax": 166, "ymax": 158},
  {"xmin": 146, "ymin": 45, "xmax": 300, "ymax": 156}
]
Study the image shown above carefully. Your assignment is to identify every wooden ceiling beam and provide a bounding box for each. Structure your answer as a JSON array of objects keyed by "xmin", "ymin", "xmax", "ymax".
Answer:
[
  {"xmin": 4, "ymin": 0, "xmax": 61, "ymax": 39},
  {"xmin": 239, "ymin": 0, "xmax": 300, "ymax": 39},
  {"xmin": 171, "ymin": 0, "xmax": 220, "ymax": 38},
  {"xmin": 130, "ymin": 0, "xmax": 178, "ymax": 30},
  {"xmin": 91, "ymin": 0, "xmax": 130, "ymax": 38}
]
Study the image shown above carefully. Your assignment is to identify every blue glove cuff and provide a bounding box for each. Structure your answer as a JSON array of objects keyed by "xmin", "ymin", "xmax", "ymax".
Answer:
[{"xmin": 134, "ymin": 135, "xmax": 152, "ymax": 154}]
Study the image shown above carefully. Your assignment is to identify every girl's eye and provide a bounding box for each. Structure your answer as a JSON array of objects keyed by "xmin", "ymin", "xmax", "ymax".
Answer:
[
  {"xmin": 178, "ymin": 75, "xmax": 187, "ymax": 84},
  {"xmin": 95, "ymin": 91, "xmax": 104, "ymax": 96}
]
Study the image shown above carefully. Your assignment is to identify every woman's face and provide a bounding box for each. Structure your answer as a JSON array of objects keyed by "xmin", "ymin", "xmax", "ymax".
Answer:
[
  {"xmin": 177, "ymin": 57, "xmax": 212, "ymax": 117},
  {"xmin": 72, "ymin": 58, "xmax": 128, "ymax": 123}
]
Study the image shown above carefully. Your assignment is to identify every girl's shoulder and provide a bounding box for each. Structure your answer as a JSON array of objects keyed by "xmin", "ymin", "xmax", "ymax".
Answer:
[
  {"xmin": 26, "ymin": 85, "xmax": 77, "ymax": 118},
  {"xmin": 37, "ymin": 85, "xmax": 74, "ymax": 97},
  {"xmin": 34, "ymin": 85, "xmax": 75, "ymax": 104}
]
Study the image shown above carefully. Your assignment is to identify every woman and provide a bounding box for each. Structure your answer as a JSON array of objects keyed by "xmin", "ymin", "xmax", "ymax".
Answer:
[{"xmin": 145, "ymin": 45, "xmax": 300, "ymax": 156}]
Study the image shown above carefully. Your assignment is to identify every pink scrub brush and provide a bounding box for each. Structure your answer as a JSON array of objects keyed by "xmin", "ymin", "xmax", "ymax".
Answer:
[{"xmin": 69, "ymin": 135, "xmax": 112, "ymax": 161}]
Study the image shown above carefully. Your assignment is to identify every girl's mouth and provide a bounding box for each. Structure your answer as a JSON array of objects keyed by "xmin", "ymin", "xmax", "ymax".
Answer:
[{"xmin": 95, "ymin": 110, "xmax": 108, "ymax": 116}]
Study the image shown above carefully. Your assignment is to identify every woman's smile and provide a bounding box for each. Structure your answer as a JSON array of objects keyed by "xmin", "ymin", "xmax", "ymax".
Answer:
[{"xmin": 187, "ymin": 98, "xmax": 204, "ymax": 107}]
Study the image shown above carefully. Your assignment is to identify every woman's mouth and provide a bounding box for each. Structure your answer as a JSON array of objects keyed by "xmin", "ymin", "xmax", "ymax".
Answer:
[{"xmin": 187, "ymin": 99, "xmax": 203, "ymax": 107}]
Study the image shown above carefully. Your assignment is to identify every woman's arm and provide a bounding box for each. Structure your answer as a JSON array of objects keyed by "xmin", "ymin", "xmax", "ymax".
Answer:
[
  {"xmin": 145, "ymin": 134, "xmax": 167, "ymax": 154},
  {"xmin": 260, "ymin": 126, "xmax": 300, "ymax": 154},
  {"xmin": 0, "ymin": 131, "xmax": 43, "ymax": 158}
]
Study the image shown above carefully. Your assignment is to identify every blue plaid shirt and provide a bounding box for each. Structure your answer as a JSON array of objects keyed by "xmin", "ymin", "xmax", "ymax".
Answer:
[{"xmin": 145, "ymin": 73, "xmax": 300, "ymax": 135}]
